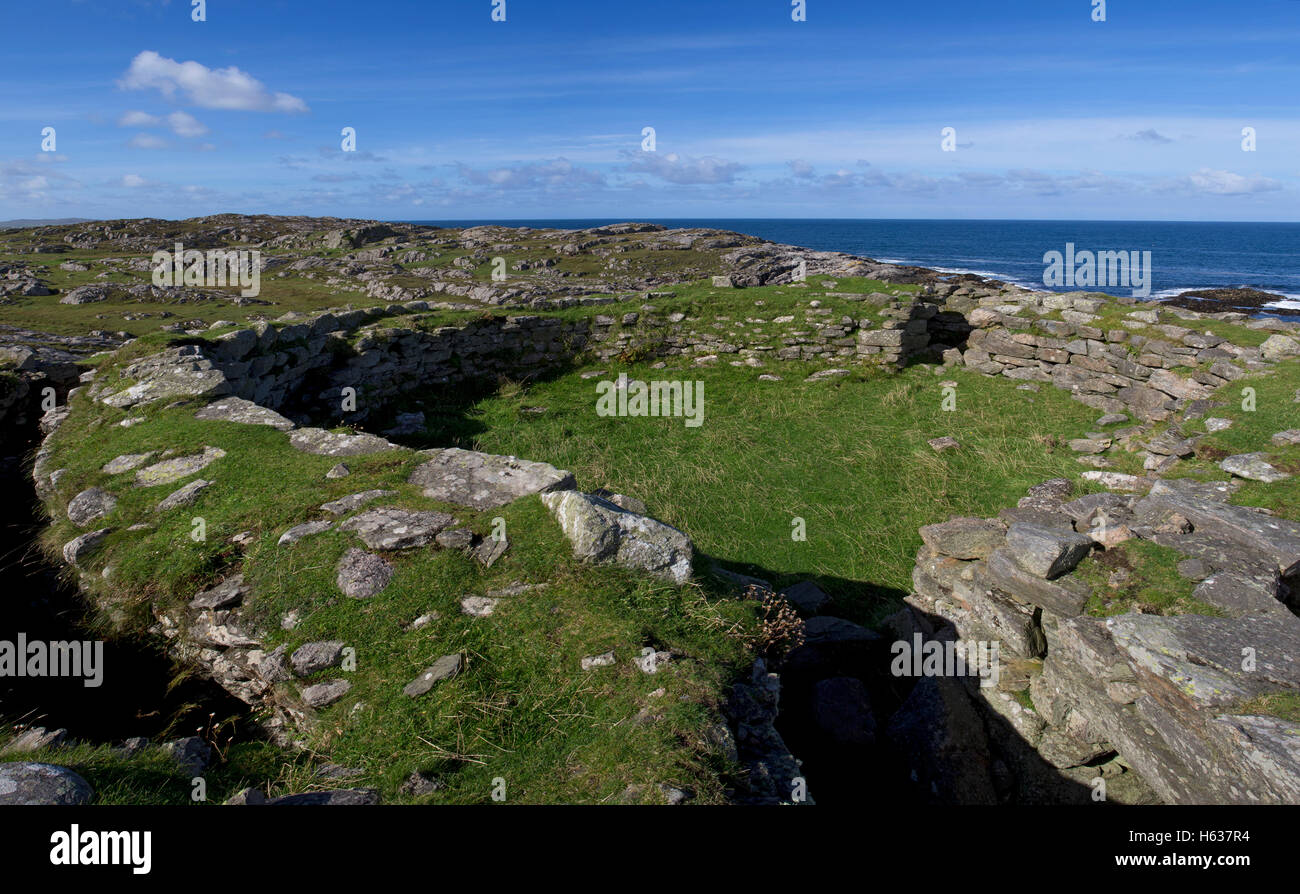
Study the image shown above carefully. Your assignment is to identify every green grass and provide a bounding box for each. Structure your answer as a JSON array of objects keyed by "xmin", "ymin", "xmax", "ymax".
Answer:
[
  {"xmin": 1073, "ymin": 538, "xmax": 1222, "ymax": 617},
  {"xmin": 1236, "ymin": 692, "xmax": 1300, "ymax": 723},
  {"xmin": 0, "ymin": 738, "xmax": 313, "ymax": 805},
  {"xmin": 404, "ymin": 358, "xmax": 1108, "ymax": 625}
]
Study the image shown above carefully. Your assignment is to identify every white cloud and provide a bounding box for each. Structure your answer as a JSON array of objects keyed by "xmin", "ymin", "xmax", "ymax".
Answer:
[
  {"xmin": 128, "ymin": 133, "xmax": 167, "ymax": 149},
  {"xmin": 454, "ymin": 158, "xmax": 605, "ymax": 190},
  {"xmin": 167, "ymin": 111, "xmax": 208, "ymax": 137},
  {"xmin": 624, "ymin": 151, "xmax": 743, "ymax": 184},
  {"xmin": 121, "ymin": 174, "xmax": 147, "ymax": 187},
  {"xmin": 118, "ymin": 51, "xmax": 309, "ymax": 113},
  {"xmin": 118, "ymin": 110, "xmax": 161, "ymax": 127},
  {"xmin": 1183, "ymin": 168, "xmax": 1282, "ymax": 195}
]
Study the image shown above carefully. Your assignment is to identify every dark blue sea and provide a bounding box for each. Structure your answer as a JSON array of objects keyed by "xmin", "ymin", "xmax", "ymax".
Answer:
[{"xmin": 404, "ymin": 219, "xmax": 1300, "ymax": 313}]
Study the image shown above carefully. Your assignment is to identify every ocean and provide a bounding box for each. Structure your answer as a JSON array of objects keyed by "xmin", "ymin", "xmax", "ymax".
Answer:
[{"xmin": 404, "ymin": 218, "xmax": 1300, "ymax": 313}]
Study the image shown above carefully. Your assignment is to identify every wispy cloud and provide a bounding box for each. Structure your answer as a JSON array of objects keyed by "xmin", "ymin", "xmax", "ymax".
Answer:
[{"xmin": 118, "ymin": 51, "xmax": 309, "ymax": 113}]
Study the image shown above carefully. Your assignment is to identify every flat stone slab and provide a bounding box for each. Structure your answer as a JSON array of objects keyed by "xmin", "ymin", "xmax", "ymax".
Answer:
[
  {"xmin": 340, "ymin": 507, "xmax": 456, "ymax": 550},
  {"xmin": 541, "ymin": 490, "xmax": 694, "ymax": 584},
  {"xmin": 1220, "ymin": 453, "xmax": 1291, "ymax": 483},
  {"xmin": 301, "ymin": 679, "xmax": 351, "ymax": 708},
  {"xmin": 290, "ymin": 428, "xmax": 400, "ymax": 456},
  {"xmin": 195, "ymin": 397, "xmax": 295, "ymax": 431},
  {"xmin": 403, "ymin": 654, "xmax": 463, "ymax": 697},
  {"xmin": 336, "ymin": 547, "xmax": 393, "ymax": 598},
  {"xmin": 291, "ymin": 641, "xmax": 346, "ymax": 677},
  {"xmin": 320, "ymin": 490, "xmax": 396, "ymax": 515},
  {"xmin": 1272, "ymin": 429, "xmax": 1300, "ymax": 446},
  {"xmin": 190, "ymin": 574, "xmax": 249, "ymax": 610},
  {"xmin": 408, "ymin": 447, "xmax": 575, "ymax": 510},
  {"xmin": 919, "ymin": 517, "xmax": 1006, "ymax": 559},
  {"xmin": 134, "ymin": 447, "xmax": 226, "ymax": 487},
  {"xmin": 0, "ymin": 762, "xmax": 93, "ymax": 805},
  {"xmin": 1136, "ymin": 479, "xmax": 1300, "ymax": 576},
  {"xmin": 102, "ymin": 452, "xmax": 154, "ymax": 474},
  {"xmin": 67, "ymin": 487, "xmax": 117, "ymax": 527},
  {"xmin": 278, "ymin": 520, "xmax": 333, "ymax": 546},
  {"xmin": 157, "ymin": 479, "xmax": 211, "ymax": 511}
]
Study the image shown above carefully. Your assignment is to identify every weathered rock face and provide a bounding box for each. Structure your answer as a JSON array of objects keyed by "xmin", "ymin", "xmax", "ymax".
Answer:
[
  {"xmin": 100, "ymin": 346, "xmax": 231, "ymax": 409},
  {"xmin": 910, "ymin": 474, "xmax": 1300, "ymax": 805},
  {"xmin": 408, "ymin": 448, "xmax": 575, "ymax": 509},
  {"xmin": 540, "ymin": 490, "xmax": 694, "ymax": 584}
]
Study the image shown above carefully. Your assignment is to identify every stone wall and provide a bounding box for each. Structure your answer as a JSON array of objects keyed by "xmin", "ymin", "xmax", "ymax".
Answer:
[{"xmin": 903, "ymin": 475, "xmax": 1300, "ymax": 804}]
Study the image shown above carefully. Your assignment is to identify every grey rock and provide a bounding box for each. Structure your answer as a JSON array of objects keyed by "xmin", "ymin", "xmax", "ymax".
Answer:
[
  {"xmin": 1135, "ymin": 478, "xmax": 1300, "ymax": 576},
  {"xmin": 919, "ymin": 517, "xmax": 1006, "ymax": 559},
  {"xmin": 156, "ymin": 478, "xmax": 212, "ymax": 511},
  {"xmin": 403, "ymin": 654, "xmax": 463, "ymax": 697},
  {"xmin": 325, "ymin": 463, "xmax": 351, "ymax": 479},
  {"xmin": 408, "ymin": 447, "xmax": 575, "ymax": 510},
  {"xmin": 290, "ymin": 428, "xmax": 400, "ymax": 456},
  {"xmin": 340, "ymin": 506, "xmax": 456, "ymax": 550},
  {"xmin": 0, "ymin": 762, "xmax": 93, "ymax": 805},
  {"xmin": 1272, "ymin": 429, "xmax": 1300, "ymax": 446},
  {"xmin": 62, "ymin": 528, "xmax": 110, "ymax": 566},
  {"xmin": 580, "ymin": 651, "xmax": 616, "ymax": 670},
  {"xmin": 277, "ymin": 519, "xmax": 333, "ymax": 546},
  {"xmin": 1260, "ymin": 333, "xmax": 1300, "ymax": 361},
  {"xmin": 291, "ymin": 641, "xmax": 346, "ymax": 676},
  {"xmin": 540, "ymin": 490, "xmax": 694, "ymax": 584},
  {"xmin": 268, "ymin": 787, "xmax": 380, "ymax": 805},
  {"xmin": 162, "ymin": 736, "xmax": 212, "ymax": 776},
  {"xmin": 320, "ymin": 489, "xmax": 396, "ymax": 515},
  {"xmin": 1220, "ymin": 453, "xmax": 1291, "ymax": 483},
  {"xmin": 101, "ymin": 452, "xmax": 154, "ymax": 474},
  {"xmin": 886, "ymin": 675, "xmax": 997, "ymax": 804},
  {"xmin": 301, "ymin": 679, "xmax": 352, "ymax": 708},
  {"xmin": 67, "ymin": 487, "xmax": 117, "ymax": 527},
  {"xmin": 195, "ymin": 397, "xmax": 294, "ymax": 431},
  {"xmin": 1004, "ymin": 523, "xmax": 1094, "ymax": 579},
  {"xmin": 190, "ymin": 574, "xmax": 249, "ymax": 610},
  {"xmin": 780, "ymin": 580, "xmax": 831, "ymax": 615},
  {"xmin": 336, "ymin": 548, "xmax": 393, "ymax": 598},
  {"xmin": 134, "ymin": 447, "xmax": 226, "ymax": 487},
  {"xmin": 225, "ymin": 787, "xmax": 267, "ymax": 805}
]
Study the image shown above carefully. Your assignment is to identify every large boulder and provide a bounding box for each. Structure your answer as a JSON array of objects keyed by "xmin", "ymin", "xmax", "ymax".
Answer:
[
  {"xmin": 540, "ymin": 491, "xmax": 694, "ymax": 584},
  {"xmin": 0, "ymin": 762, "xmax": 93, "ymax": 805}
]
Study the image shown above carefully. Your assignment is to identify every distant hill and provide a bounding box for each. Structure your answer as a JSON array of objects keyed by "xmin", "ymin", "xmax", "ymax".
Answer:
[{"xmin": 0, "ymin": 218, "xmax": 95, "ymax": 229}]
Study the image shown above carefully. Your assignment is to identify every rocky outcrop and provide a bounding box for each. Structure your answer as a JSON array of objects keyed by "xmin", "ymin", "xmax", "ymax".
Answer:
[{"xmin": 906, "ymin": 472, "xmax": 1300, "ymax": 804}]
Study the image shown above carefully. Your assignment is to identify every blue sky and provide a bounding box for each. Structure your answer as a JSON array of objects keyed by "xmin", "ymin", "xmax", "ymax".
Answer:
[{"xmin": 2, "ymin": 0, "xmax": 1299, "ymax": 221}]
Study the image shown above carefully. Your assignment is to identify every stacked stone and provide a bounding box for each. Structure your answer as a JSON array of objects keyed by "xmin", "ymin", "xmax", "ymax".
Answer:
[
  {"xmin": 959, "ymin": 293, "xmax": 1299, "ymax": 421},
  {"xmin": 906, "ymin": 477, "xmax": 1300, "ymax": 804}
]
